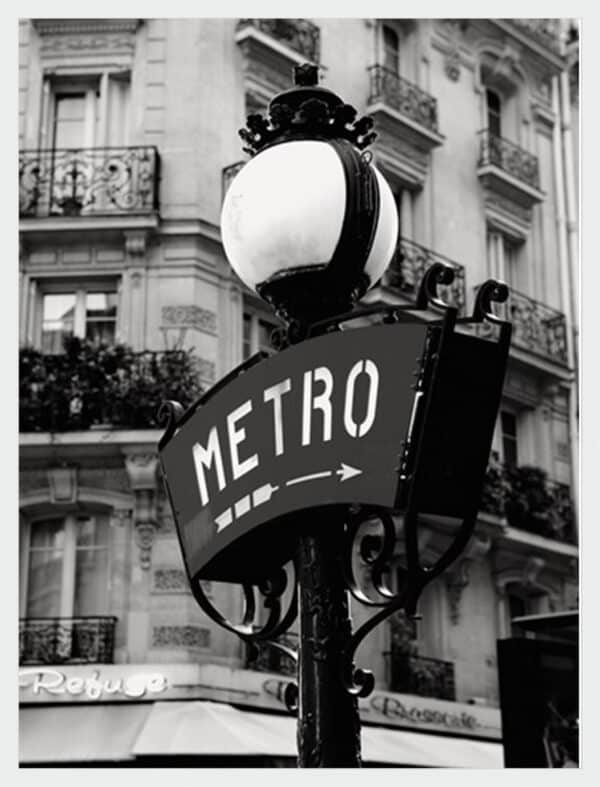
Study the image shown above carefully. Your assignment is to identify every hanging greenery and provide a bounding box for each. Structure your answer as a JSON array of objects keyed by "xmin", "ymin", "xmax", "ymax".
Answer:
[
  {"xmin": 480, "ymin": 452, "xmax": 575, "ymax": 543},
  {"xmin": 19, "ymin": 336, "xmax": 203, "ymax": 433}
]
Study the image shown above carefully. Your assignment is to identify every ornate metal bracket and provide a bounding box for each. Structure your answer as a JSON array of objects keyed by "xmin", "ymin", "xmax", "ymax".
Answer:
[
  {"xmin": 416, "ymin": 261, "xmax": 457, "ymax": 311},
  {"xmin": 472, "ymin": 278, "xmax": 509, "ymax": 324},
  {"xmin": 188, "ymin": 561, "xmax": 300, "ymax": 713}
]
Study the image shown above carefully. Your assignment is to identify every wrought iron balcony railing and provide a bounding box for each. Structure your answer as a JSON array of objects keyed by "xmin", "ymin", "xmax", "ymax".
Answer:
[
  {"xmin": 481, "ymin": 454, "xmax": 576, "ymax": 544},
  {"xmin": 478, "ymin": 130, "xmax": 540, "ymax": 191},
  {"xmin": 19, "ymin": 146, "xmax": 160, "ymax": 218},
  {"xmin": 237, "ymin": 18, "xmax": 320, "ymax": 63},
  {"xmin": 368, "ymin": 65, "xmax": 439, "ymax": 134},
  {"xmin": 508, "ymin": 19, "xmax": 562, "ymax": 53},
  {"xmin": 474, "ymin": 285, "xmax": 568, "ymax": 364},
  {"xmin": 19, "ymin": 338, "xmax": 203, "ymax": 432},
  {"xmin": 387, "ymin": 651, "xmax": 456, "ymax": 701},
  {"xmin": 245, "ymin": 632, "xmax": 298, "ymax": 676},
  {"xmin": 19, "ymin": 616, "xmax": 117, "ymax": 665},
  {"xmin": 387, "ymin": 237, "xmax": 466, "ymax": 312}
]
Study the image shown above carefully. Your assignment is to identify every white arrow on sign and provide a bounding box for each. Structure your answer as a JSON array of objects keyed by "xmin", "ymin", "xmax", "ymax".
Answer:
[
  {"xmin": 286, "ymin": 463, "xmax": 362, "ymax": 487},
  {"xmin": 215, "ymin": 465, "xmax": 363, "ymax": 532},
  {"xmin": 336, "ymin": 463, "xmax": 363, "ymax": 482}
]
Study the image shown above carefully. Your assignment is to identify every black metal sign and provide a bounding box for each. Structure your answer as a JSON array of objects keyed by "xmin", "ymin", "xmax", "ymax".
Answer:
[{"xmin": 159, "ymin": 321, "xmax": 433, "ymax": 583}]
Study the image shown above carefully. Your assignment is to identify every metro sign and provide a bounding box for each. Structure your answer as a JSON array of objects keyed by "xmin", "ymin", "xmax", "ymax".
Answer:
[{"xmin": 159, "ymin": 321, "xmax": 434, "ymax": 585}]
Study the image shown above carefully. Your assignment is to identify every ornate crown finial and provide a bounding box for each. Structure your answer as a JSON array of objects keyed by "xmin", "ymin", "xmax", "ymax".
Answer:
[
  {"xmin": 294, "ymin": 63, "xmax": 319, "ymax": 86},
  {"xmin": 238, "ymin": 63, "xmax": 377, "ymax": 157}
]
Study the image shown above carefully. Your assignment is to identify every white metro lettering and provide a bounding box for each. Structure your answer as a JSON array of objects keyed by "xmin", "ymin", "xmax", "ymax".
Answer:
[
  {"xmin": 263, "ymin": 378, "xmax": 292, "ymax": 456},
  {"xmin": 344, "ymin": 359, "xmax": 380, "ymax": 438},
  {"xmin": 192, "ymin": 359, "xmax": 381, "ymax": 507},
  {"xmin": 193, "ymin": 426, "xmax": 226, "ymax": 507},
  {"xmin": 302, "ymin": 367, "xmax": 333, "ymax": 446},
  {"xmin": 227, "ymin": 399, "xmax": 259, "ymax": 480}
]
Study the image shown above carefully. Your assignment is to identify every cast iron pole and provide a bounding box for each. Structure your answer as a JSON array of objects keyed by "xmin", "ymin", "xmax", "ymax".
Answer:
[{"xmin": 296, "ymin": 510, "xmax": 362, "ymax": 767}]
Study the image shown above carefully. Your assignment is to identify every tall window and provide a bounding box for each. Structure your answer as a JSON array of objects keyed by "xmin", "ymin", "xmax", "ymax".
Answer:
[
  {"xmin": 43, "ymin": 74, "xmax": 131, "ymax": 150},
  {"xmin": 503, "ymin": 237, "xmax": 519, "ymax": 289},
  {"xmin": 24, "ymin": 514, "xmax": 110, "ymax": 618},
  {"xmin": 501, "ymin": 410, "xmax": 519, "ymax": 468},
  {"xmin": 39, "ymin": 285, "xmax": 118, "ymax": 353},
  {"xmin": 383, "ymin": 25, "xmax": 400, "ymax": 74},
  {"xmin": 486, "ymin": 88, "xmax": 502, "ymax": 136}
]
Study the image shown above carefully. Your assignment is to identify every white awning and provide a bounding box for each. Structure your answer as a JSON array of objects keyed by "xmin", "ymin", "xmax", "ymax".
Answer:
[
  {"xmin": 133, "ymin": 700, "xmax": 503, "ymax": 768},
  {"xmin": 20, "ymin": 700, "xmax": 503, "ymax": 767},
  {"xmin": 19, "ymin": 703, "xmax": 152, "ymax": 763}
]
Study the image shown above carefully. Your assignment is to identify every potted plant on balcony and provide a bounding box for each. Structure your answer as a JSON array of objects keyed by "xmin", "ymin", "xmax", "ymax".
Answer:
[
  {"xmin": 480, "ymin": 450, "xmax": 511, "ymax": 518},
  {"xmin": 504, "ymin": 464, "xmax": 554, "ymax": 536}
]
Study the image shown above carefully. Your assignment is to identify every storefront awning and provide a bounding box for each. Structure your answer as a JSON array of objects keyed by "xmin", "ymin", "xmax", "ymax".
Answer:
[
  {"xmin": 19, "ymin": 703, "xmax": 152, "ymax": 763},
  {"xmin": 133, "ymin": 700, "xmax": 503, "ymax": 768}
]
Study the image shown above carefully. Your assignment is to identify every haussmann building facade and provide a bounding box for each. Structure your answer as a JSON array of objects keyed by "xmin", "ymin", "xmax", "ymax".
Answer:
[{"xmin": 18, "ymin": 17, "xmax": 579, "ymax": 768}]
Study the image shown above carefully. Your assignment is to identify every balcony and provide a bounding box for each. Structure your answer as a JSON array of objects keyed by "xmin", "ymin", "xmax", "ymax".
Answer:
[
  {"xmin": 19, "ymin": 338, "xmax": 203, "ymax": 433},
  {"xmin": 502, "ymin": 19, "xmax": 562, "ymax": 56},
  {"xmin": 19, "ymin": 617, "xmax": 117, "ymax": 665},
  {"xmin": 367, "ymin": 66, "xmax": 443, "ymax": 185},
  {"xmin": 477, "ymin": 130, "xmax": 544, "ymax": 211},
  {"xmin": 235, "ymin": 19, "xmax": 320, "ymax": 100},
  {"xmin": 474, "ymin": 285, "xmax": 568, "ymax": 366},
  {"xmin": 385, "ymin": 237, "xmax": 466, "ymax": 313},
  {"xmin": 388, "ymin": 651, "xmax": 456, "ymax": 701},
  {"xmin": 19, "ymin": 146, "xmax": 160, "ymax": 220},
  {"xmin": 236, "ymin": 19, "xmax": 320, "ymax": 63},
  {"xmin": 245, "ymin": 633, "xmax": 298, "ymax": 677},
  {"xmin": 481, "ymin": 455, "xmax": 576, "ymax": 544}
]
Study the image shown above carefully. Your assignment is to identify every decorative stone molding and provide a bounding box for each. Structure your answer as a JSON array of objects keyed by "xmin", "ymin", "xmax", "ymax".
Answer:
[
  {"xmin": 433, "ymin": 20, "xmax": 471, "ymax": 83},
  {"xmin": 444, "ymin": 49, "xmax": 461, "ymax": 82},
  {"xmin": 152, "ymin": 625, "xmax": 211, "ymax": 649},
  {"xmin": 134, "ymin": 521, "xmax": 155, "ymax": 571},
  {"xmin": 445, "ymin": 535, "xmax": 491, "ymax": 624},
  {"xmin": 34, "ymin": 19, "xmax": 139, "ymax": 63},
  {"xmin": 124, "ymin": 452, "xmax": 159, "ymax": 570},
  {"xmin": 47, "ymin": 465, "xmax": 78, "ymax": 504},
  {"xmin": 161, "ymin": 305, "xmax": 217, "ymax": 335},
  {"xmin": 34, "ymin": 19, "xmax": 140, "ymax": 36},
  {"xmin": 523, "ymin": 555, "xmax": 545, "ymax": 588},
  {"xmin": 110, "ymin": 508, "xmax": 131, "ymax": 528},
  {"xmin": 494, "ymin": 556, "xmax": 554, "ymax": 598},
  {"xmin": 124, "ymin": 230, "xmax": 148, "ymax": 258},
  {"xmin": 153, "ymin": 568, "xmax": 188, "ymax": 593}
]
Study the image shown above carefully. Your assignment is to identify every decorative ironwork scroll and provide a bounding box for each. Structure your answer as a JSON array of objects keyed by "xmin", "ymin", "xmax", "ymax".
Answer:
[
  {"xmin": 387, "ymin": 237, "xmax": 466, "ymax": 313},
  {"xmin": 478, "ymin": 130, "xmax": 540, "ymax": 191},
  {"xmin": 19, "ymin": 146, "xmax": 159, "ymax": 218},
  {"xmin": 474, "ymin": 284, "xmax": 568, "ymax": 364},
  {"xmin": 367, "ymin": 65, "xmax": 439, "ymax": 134}
]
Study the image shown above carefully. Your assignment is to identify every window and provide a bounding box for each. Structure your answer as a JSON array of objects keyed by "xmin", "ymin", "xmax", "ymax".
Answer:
[
  {"xmin": 506, "ymin": 585, "xmax": 548, "ymax": 637},
  {"xmin": 486, "ymin": 88, "xmax": 502, "ymax": 136},
  {"xmin": 486, "ymin": 231, "xmax": 522, "ymax": 287},
  {"xmin": 242, "ymin": 310, "xmax": 280, "ymax": 360},
  {"xmin": 501, "ymin": 410, "xmax": 519, "ymax": 468},
  {"xmin": 24, "ymin": 514, "xmax": 110, "ymax": 618},
  {"xmin": 42, "ymin": 73, "xmax": 131, "ymax": 150},
  {"xmin": 383, "ymin": 25, "xmax": 400, "ymax": 74},
  {"xmin": 34, "ymin": 280, "xmax": 119, "ymax": 353},
  {"xmin": 502, "ymin": 237, "xmax": 519, "ymax": 289}
]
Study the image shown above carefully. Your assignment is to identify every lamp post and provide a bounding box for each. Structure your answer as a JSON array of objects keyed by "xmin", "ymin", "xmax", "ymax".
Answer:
[
  {"xmin": 221, "ymin": 64, "xmax": 397, "ymax": 766},
  {"xmin": 159, "ymin": 62, "xmax": 510, "ymax": 770}
]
